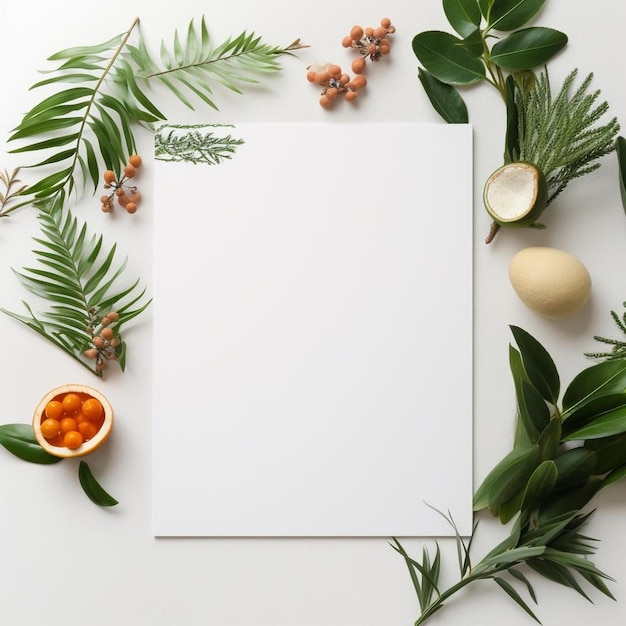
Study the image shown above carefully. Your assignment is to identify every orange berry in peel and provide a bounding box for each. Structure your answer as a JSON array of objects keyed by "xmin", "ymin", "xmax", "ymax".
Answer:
[
  {"xmin": 78, "ymin": 421, "xmax": 98, "ymax": 441},
  {"xmin": 62, "ymin": 393, "xmax": 82, "ymax": 413},
  {"xmin": 44, "ymin": 400, "xmax": 64, "ymax": 420},
  {"xmin": 41, "ymin": 418, "xmax": 60, "ymax": 439},
  {"xmin": 64, "ymin": 431, "xmax": 84, "ymax": 450},
  {"xmin": 60, "ymin": 417, "xmax": 78, "ymax": 435},
  {"xmin": 82, "ymin": 397, "xmax": 103, "ymax": 421}
]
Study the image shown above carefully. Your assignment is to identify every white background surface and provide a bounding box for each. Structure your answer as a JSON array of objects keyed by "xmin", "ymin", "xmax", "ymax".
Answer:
[
  {"xmin": 152, "ymin": 123, "xmax": 473, "ymax": 537},
  {"xmin": 1, "ymin": 1, "xmax": 626, "ymax": 625}
]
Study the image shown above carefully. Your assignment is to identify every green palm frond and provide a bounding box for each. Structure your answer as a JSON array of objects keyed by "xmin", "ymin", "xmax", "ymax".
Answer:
[
  {"xmin": 1, "ymin": 203, "xmax": 150, "ymax": 377},
  {"xmin": 130, "ymin": 17, "xmax": 305, "ymax": 110},
  {"xmin": 5, "ymin": 16, "xmax": 304, "ymax": 213},
  {"xmin": 8, "ymin": 18, "xmax": 164, "ymax": 207}
]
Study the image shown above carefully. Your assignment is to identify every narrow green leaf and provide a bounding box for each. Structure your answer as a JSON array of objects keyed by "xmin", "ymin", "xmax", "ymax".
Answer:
[
  {"xmin": 520, "ymin": 378, "xmax": 551, "ymax": 442},
  {"xmin": 488, "ymin": 0, "xmax": 546, "ymax": 32},
  {"xmin": 78, "ymin": 461, "xmax": 118, "ymax": 506},
  {"xmin": 562, "ymin": 360, "xmax": 626, "ymax": 418},
  {"xmin": 9, "ymin": 117, "xmax": 83, "ymax": 141},
  {"xmin": 537, "ymin": 417, "xmax": 561, "ymax": 460},
  {"xmin": 508, "ymin": 569, "xmax": 538, "ymax": 603},
  {"xmin": 563, "ymin": 404, "xmax": 626, "ymax": 441},
  {"xmin": 0, "ymin": 424, "xmax": 62, "ymax": 464},
  {"xmin": 412, "ymin": 31, "xmax": 486, "ymax": 85},
  {"xmin": 47, "ymin": 33, "xmax": 123, "ymax": 60},
  {"xmin": 602, "ymin": 464, "xmax": 626, "ymax": 489},
  {"xmin": 510, "ymin": 326, "xmax": 560, "ymax": 405},
  {"xmin": 616, "ymin": 136, "xmax": 626, "ymax": 214},
  {"xmin": 493, "ymin": 577, "xmax": 541, "ymax": 623},
  {"xmin": 585, "ymin": 432, "xmax": 626, "ymax": 474},
  {"xmin": 8, "ymin": 133, "xmax": 79, "ymax": 153},
  {"xmin": 30, "ymin": 73, "xmax": 99, "ymax": 89},
  {"xmin": 537, "ymin": 478, "xmax": 603, "ymax": 523},
  {"xmin": 490, "ymin": 27, "xmax": 568, "ymax": 72},
  {"xmin": 418, "ymin": 68, "xmax": 469, "ymax": 123},
  {"xmin": 527, "ymin": 558, "xmax": 591, "ymax": 600},
  {"xmin": 443, "ymin": 0, "xmax": 483, "ymax": 37}
]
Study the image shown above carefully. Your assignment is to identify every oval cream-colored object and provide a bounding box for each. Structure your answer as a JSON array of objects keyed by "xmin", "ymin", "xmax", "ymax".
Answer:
[{"xmin": 508, "ymin": 247, "xmax": 592, "ymax": 319}]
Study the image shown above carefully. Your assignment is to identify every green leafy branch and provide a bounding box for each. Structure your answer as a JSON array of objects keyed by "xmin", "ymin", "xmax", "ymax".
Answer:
[
  {"xmin": 154, "ymin": 123, "xmax": 245, "ymax": 164},
  {"xmin": 414, "ymin": 0, "xmax": 567, "ymax": 124},
  {"xmin": 396, "ymin": 326, "xmax": 626, "ymax": 625},
  {"xmin": 0, "ymin": 424, "xmax": 117, "ymax": 506},
  {"xmin": 6, "ymin": 16, "xmax": 305, "ymax": 214},
  {"xmin": 1, "ymin": 202, "xmax": 150, "ymax": 377}
]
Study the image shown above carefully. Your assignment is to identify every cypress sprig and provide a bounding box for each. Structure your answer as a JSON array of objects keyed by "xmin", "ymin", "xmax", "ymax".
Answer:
[{"xmin": 517, "ymin": 69, "xmax": 620, "ymax": 205}]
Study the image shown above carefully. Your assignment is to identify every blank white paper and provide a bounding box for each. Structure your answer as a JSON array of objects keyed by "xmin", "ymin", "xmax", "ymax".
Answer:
[{"xmin": 152, "ymin": 123, "xmax": 473, "ymax": 537}]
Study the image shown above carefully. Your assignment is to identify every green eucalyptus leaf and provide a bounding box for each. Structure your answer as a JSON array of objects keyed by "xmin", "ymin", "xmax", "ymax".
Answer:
[
  {"xmin": 553, "ymin": 447, "xmax": 597, "ymax": 492},
  {"xmin": 490, "ymin": 27, "xmax": 568, "ymax": 72},
  {"xmin": 488, "ymin": 0, "xmax": 546, "ymax": 32},
  {"xmin": 473, "ymin": 444, "xmax": 541, "ymax": 511},
  {"xmin": 617, "ymin": 136, "xmax": 626, "ymax": 214},
  {"xmin": 78, "ymin": 461, "xmax": 118, "ymax": 506},
  {"xmin": 537, "ymin": 417, "xmax": 561, "ymax": 460},
  {"xmin": 0, "ymin": 424, "xmax": 62, "ymax": 464},
  {"xmin": 443, "ymin": 0, "xmax": 483, "ymax": 38},
  {"xmin": 520, "ymin": 378, "xmax": 551, "ymax": 443},
  {"xmin": 521, "ymin": 460, "xmax": 558, "ymax": 511},
  {"xmin": 562, "ymin": 360, "xmax": 626, "ymax": 418},
  {"xmin": 412, "ymin": 31, "xmax": 486, "ymax": 85},
  {"xmin": 510, "ymin": 326, "xmax": 559, "ymax": 405},
  {"xmin": 418, "ymin": 68, "xmax": 469, "ymax": 123}
]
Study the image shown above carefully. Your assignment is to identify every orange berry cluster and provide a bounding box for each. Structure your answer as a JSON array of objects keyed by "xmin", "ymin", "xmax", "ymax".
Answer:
[
  {"xmin": 100, "ymin": 154, "xmax": 142, "ymax": 214},
  {"xmin": 308, "ymin": 18, "xmax": 394, "ymax": 109},
  {"xmin": 342, "ymin": 18, "xmax": 395, "ymax": 74},
  {"xmin": 84, "ymin": 310, "xmax": 121, "ymax": 373},
  {"xmin": 306, "ymin": 64, "xmax": 367, "ymax": 107},
  {"xmin": 40, "ymin": 392, "xmax": 105, "ymax": 450}
]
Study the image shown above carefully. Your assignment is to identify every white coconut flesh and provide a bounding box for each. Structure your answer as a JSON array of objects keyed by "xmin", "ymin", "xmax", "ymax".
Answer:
[{"xmin": 484, "ymin": 162, "xmax": 544, "ymax": 223}]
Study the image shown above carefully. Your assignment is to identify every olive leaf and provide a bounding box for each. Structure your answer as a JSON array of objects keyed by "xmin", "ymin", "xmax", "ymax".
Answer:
[
  {"xmin": 0, "ymin": 424, "xmax": 62, "ymax": 464},
  {"xmin": 78, "ymin": 460, "xmax": 118, "ymax": 506}
]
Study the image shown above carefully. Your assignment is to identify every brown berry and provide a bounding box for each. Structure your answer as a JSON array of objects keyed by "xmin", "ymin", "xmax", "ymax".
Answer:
[
  {"xmin": 319, "ymin": 95, "xmax": 332, "ymax": 108},
  {"xmin": 84, "ymin": 348, "xmax": 99, "ymax": 359},
  {"xmin": 126, "ymin": 202, "xmax": 138, "ymax": 214},
  {"xmin": 306, "ymin": 69, "xmax": 318, "ymax": 82},
  {"xmin": 341, "ymin": 35, "xmax": 352, "ymax": 48},
  {"xmin": 123, "ymin": 164, "xmax": 136, "ymax": 179},
  {"xmin": 344, "ymin": 90, "xmax": 358, "ymax": 102},
  {"xmin": 100, "ymin": 327, "xmax": 114, "ymax": 340},
  {"xmin": 351, "ymin": 75, "xmax": 367, "ymax": 90},
  {"xmin": 380, "ymin": 18, "xmax": 392, "ymax": 29},
  {"xmin": 350, "ymin": 25, "xmax": 364, "ymax": 41},
  {"xmin": 106, "ymin": 311, "xmax": 120, "ymax": 322},
  {"xmin": 93, "ymin": 336, "xmax": 105, "ymax": 348},
  {"xmin": 128, "ymin": 154, "xmax": 142, "ymax": 168},
  {"xmin": 351, "ymin": 57, "xmax": 366, "ymax": 74},
  {"xmin": 103, "ymin": 170, "xmax": 116, "ymax": 184}
]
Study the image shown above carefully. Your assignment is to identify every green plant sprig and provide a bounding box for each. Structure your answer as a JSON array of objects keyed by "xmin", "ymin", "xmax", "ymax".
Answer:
[
  {"xmin": 396, "ymin": 325, "xmax": 626, "ymax": 625},
  {"xmin": 413, "ymin": 0, "xmax": 568, "ymax": 124},
  {"xmin": 1, "ymin": 202, "xmax": 151, "ymax": 377},
  {"xmin": 586, "ymin": 301, "xmax": 626, "ymax": 361},
  {"xmin": 5, "ymin": 16, "xmax": 305, "ymax": 216},
  {"xmin": 154, "ymin": 123, "xmax": 245, "ymax": 165}
]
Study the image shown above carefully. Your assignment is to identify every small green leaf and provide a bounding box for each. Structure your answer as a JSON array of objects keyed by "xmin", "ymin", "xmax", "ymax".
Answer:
[
  {"xmin": 493, "ymin": 576, "xmax": 541, "ymax": 623},
  {"xmin": 78, "ymin": 461, "xmax": 118, "ymax": 506},
  {"xmin": 562, "ymin": 360, "xmax": 626, "ymax": 418},
  {"xmin": 443, "ymin": 0, "xmax": 483, "ymax": 38},
  {"xmin": 0, "ymin": 424, "xmax": 62, "ymax": 464},
  {"xmin": 562, "ymin": 393, "xmax": 626, "ymax": 435},
  {"xmin": 585, "ymin": 432, "xmax": 626, "ymax": 474},
  {"xmin": 418, "ymin": 68, "xmax": 469, "ymax": 123},
  {"xmin": 510, "ymin": 326, "xmax": 560, "ymax": 405},
  {"xmin": 488, "ymin": 0, "xmax": 546, "ymax": 32},
  {"xmin": 563, "ymin": 403, "xmax": 626, "ymax": 441},
  {"xmin": 616, "ymin": 136, "xmax": 626, "ymax": 214},
  {"xmin": 490, "ymin": 27, "xmax": 568, "ymax": 71},
  {"xmin": 521, "ymin": 460, "xmax": 558, "ymax": 510},
  {"xmin": 412, "ymin": 31, "xmax": 486, "ymax": 85}
]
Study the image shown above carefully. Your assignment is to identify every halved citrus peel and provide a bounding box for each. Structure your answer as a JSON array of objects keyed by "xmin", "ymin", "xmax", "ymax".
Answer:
[
  {"xmin": 483, "ymin": 161, "xmax": 548, "ymax": 243},
  {"xmin": 33, "ymin": 384, "xmax": 113, "ymax": 458}
]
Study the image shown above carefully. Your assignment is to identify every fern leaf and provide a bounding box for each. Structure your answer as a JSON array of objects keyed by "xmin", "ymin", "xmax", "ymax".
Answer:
[{"xmin": 2, "ymin": 203, "xmax": 150, "ymax": 377}]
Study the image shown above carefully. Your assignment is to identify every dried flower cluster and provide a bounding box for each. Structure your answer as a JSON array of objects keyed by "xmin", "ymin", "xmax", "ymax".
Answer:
[
  {"xmin": 100, "ymin": 154, "xmax": 143, "ymax": 214},
  {"xmin": 307, "ymin": 18, "xmax": 394, "ymax": 108}
]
